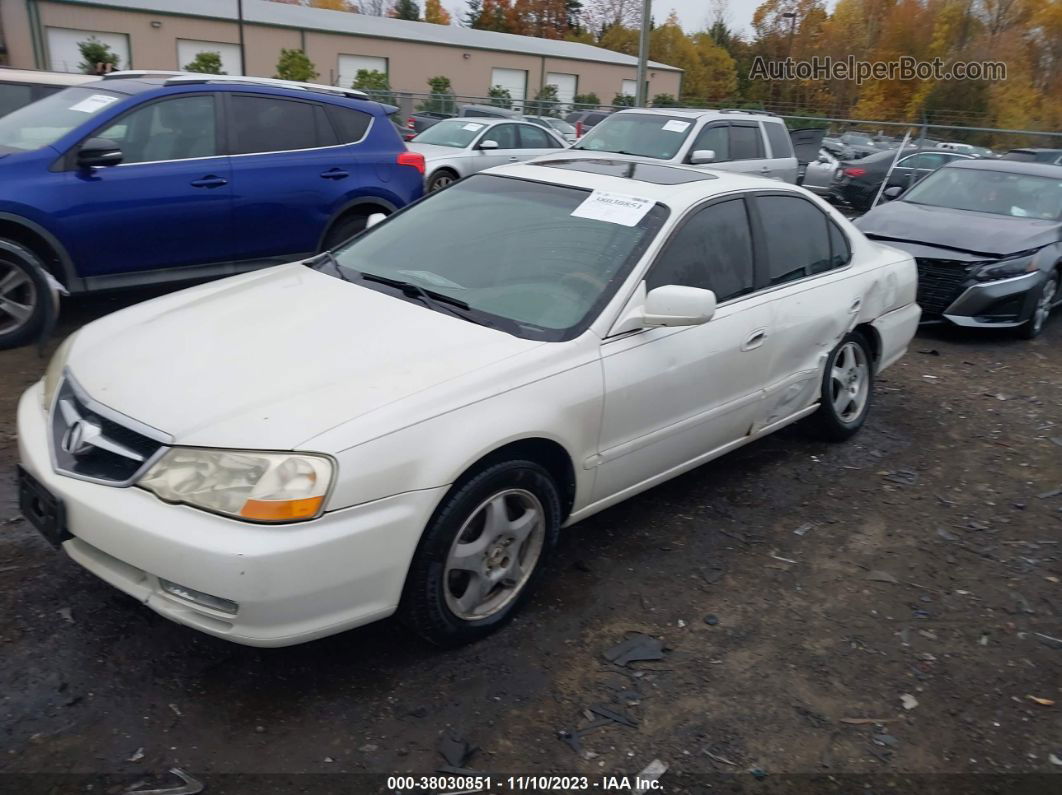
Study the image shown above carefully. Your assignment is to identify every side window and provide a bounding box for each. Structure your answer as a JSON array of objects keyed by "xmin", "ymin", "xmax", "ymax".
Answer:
[
  {"xmin": 758, "ymin": 195, "xmax": 832, "ymax": 284},
  {"xmin": 690, "ymin": 124, "xmax": 729, "ymax": 162},
  {"xmin": 763, "ymin": 122, "xmax": 793, "ymax": 158},
  {"xmin": 646, "ymin": 198, "xmax": 755, "ymax": 302},
  {"xmin": 730, "ymin": 124, "xmax": 764, "ymax": 160},
  {"xmin": 326, "ymin": 105, "xmax": 372, "ymax": 144},
  {"xmin": 95, "ymin": 95, "xmax": 217, "ymax": 164},
  {"xmin": 482, "ymin": 124, "xmax": 518, "ymax": 148},
  {"xmin": 517, "ymin": 124, "xmax": 553, "ymax": 148},
  {"xmin": 230, "ymin": 95, "xmax": 322, "ymax": 154},
  {"xmin": 828, "ymin": 220, "xmax": 851, "ymax": 269}
]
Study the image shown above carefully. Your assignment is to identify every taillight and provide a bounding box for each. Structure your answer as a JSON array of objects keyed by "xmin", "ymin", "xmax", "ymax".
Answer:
[
  {"xmin": 406, "ymin": 117, "xmax": 415, "ymax": 129},
  {"xmin": 843, "ymin": 167, "xmax": 866, "ymax": 178},
  {"xmin": 397, "ymin": 151, "xmax": 425, "ymax": 174},
  {"xmin": 575, "ymin": 121, "xmax": 583, "ymax": 137}
]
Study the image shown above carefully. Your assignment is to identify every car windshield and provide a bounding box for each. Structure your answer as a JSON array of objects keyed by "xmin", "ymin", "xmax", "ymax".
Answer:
[
  {"xmin": 572, "ymin": 113, "xmax": 694, "ymax": 160},
  {"xmin": 412, "ymin": 119, "xmax": 489, "ymax": 148},
  {"xmin": 328, "ymin": 174, "xmax": 668, "ymax": 341},
  {"xmin": 546, "ymin": 118, "xmax": 576, "ymax": 134},
  {"xmin": 902, "ymin": 168, "xmax": 1062, "ymax": 220},
  {"xmin": 0, "ymin": 86, "xmax": 121, "ymax": 152}
]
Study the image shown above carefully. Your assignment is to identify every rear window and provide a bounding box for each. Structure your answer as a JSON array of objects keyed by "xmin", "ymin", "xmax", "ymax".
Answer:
[
  {"xmin": 764, "ymin": 122, "xmax": 793, "ymax": 158},
  {"xmin": 1001, "ymin": 150, "xmax": 1036, "ymax": 162},
  {"xmin": 327, "ymin": 105, "xmax": 372, "ymax": 144}
]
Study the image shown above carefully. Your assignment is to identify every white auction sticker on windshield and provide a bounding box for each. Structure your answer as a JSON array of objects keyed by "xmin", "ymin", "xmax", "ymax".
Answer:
[
  {"xmin": 662, "ymin": 119, "xmax": 691, "ymax": 133},
  {"xmin": 68, "ymin": 94, "xmax": 119, "ymax": 114},
  {"xmin": 571, "ymin": 190, "xmax": 654, "ymax": 227},
  {"xmin": 462, "ymin": 123, "xmax": 484, "ymax": 131}
]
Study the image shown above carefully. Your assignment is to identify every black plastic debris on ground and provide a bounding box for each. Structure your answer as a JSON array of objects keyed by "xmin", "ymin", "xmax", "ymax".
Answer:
[
  {"xmin": 603, "ymin": 633, "xmax": 665, "ymax": 667},
  {"xmin": 437, "ymin": 732, "xmax": 477, "ymax": 769}
]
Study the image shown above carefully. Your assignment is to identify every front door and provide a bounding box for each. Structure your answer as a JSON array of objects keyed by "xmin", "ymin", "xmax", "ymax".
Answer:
[
  {"xmin": 594, "ymin": 197, "xmax": 772, "ymax": 502},
  {"xmin": 471, "ymin": 123, "xmax": 523, "ymax": 173},
  {"xmin": 54, "ymin": 93, "xmax": 234, "ymax": 278}
]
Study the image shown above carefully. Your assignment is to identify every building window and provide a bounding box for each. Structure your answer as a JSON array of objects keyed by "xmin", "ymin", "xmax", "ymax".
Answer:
[
  {"xmin": 491, "ymin": 68, "xmax": 527, "ymax": 106},
  {"xmin": 621, "ymin": 79, "xmax": 637, "ymax": 98}
]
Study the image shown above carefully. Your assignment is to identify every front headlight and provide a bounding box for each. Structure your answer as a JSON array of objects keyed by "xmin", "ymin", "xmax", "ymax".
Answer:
[
  {"xmin": 41, "ymin": 332, "xmax": 78, "ymax": 411},
  {"xmin": 138, "ymin": 449, "xmax": 334, "ymax": 523},
  {"xmin": 973, "ymin": 255, "xmax": 1037, "ymax": 282}
]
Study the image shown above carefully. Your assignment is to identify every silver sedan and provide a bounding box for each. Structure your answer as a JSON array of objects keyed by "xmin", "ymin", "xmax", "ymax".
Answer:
[{"xmin": 409, "ymin": 118, "xmax": 567, "ymax": 192}]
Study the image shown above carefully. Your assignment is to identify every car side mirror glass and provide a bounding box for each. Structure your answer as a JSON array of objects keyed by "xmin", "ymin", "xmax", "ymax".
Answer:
[
  {"xmin": 478, "ymin": 139, "xmax": 499, "ymax": 150},
  {"xmin": 689, "ymin": 149, "xmax": 716, "ymax": 165},
  {"xmin": 643, "ymin": 285, "xmax": 717, "ymax": 327},
  {"xmin": 883, "ymin": 186, "xmax": 903, "ymax": 201},
  {"xmin": 77, "ymin": 137, "xmax": 123, "ymax": 168},
  {"xmin": 366, "ymin": 212, "xmax": 387, "ymax": 229}
]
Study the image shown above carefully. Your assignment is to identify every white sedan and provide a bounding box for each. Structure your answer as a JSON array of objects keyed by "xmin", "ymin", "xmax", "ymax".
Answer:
[{"xmin": 17, "ymin": 159, "xmax": 920, "ymax": 647}]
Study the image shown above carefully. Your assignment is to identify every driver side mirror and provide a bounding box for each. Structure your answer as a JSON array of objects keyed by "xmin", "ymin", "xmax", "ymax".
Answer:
[
  {"xmin": 77, "ymin": 137, "xmax": 123, "ymax": 168},
  {"xmin": 643, "ymin": 285, "xmax": 717, "ymax": 327},
  {"xmin": 689, "ymin": 149, "xmax": 716, "ymax": 165},
  {"xmin": 478, "ymin": 139, "xmax": 499, "ymax": 150},
  {"xmin": 882, "ymin": 186, "xmax": 903, "ymax": 201}
]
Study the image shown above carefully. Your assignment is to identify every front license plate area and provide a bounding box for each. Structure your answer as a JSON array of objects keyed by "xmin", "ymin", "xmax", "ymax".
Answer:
[{"xmin": 17, "ymin": 465, "xmax": 70, "ymax": 548}]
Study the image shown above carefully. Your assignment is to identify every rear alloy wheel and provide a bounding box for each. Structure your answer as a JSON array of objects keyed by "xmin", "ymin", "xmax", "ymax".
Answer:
[
  {"xmin": 1018, "ymin": 271, "xmax": 1058, "ymax": 340},
  {"xmin": 400, "ymin": 460, "xmax": 561, "ymax": 646},
  {"xmin": 811, "ymin": 331, "xmax": 874, "ymax": 441},
  {"xmin": 321, "ymin": 212, "xmax": 376, "ymax": 251},
  {"xmin": 0, "ymin": 243, "xmax": 49, "ymax": 350},
  {"xmin": 427, "ymin": 170, "xmax": 457, "ymax": 192}
]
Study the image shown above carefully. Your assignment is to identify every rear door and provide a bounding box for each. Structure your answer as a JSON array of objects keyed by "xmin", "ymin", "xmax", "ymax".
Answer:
[{"xmin": 226, "ymin": 92, "xmax": 366, "ymax": 262}]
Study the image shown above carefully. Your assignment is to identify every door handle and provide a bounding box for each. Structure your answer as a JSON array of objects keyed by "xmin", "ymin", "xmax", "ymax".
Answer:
[
  {"xmin": 742, "ymin": 328, "xmax": 768, "ymax": 350},
  {"xmin": 320, "ymin": 168, "xmax": 350, "ymax": 180},
  {"xmin": 507, "ymin": 156, "xmax": 519, "ymax": 161},
  {"xmin": 190, "ymin": 176, "xmax": 227, "ymax": 188}
]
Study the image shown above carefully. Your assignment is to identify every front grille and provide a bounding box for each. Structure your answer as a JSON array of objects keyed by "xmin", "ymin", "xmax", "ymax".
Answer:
[
  {"xmin": 915, "ymin": 258, "xmax": 973, "ymax": 319},
  {"xmin": 50, "ymin": 377, "xmax": 167, "ymax": 485}
]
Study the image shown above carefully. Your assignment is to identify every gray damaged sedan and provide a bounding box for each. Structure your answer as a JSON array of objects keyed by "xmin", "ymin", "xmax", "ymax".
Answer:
[
  {"xmin": 855, "ymin": 159, "xmax": 1062, "ymax": 339},
  {"xmin": 409, "ymin": 118, "xmax": 567, "ymax": 192}
]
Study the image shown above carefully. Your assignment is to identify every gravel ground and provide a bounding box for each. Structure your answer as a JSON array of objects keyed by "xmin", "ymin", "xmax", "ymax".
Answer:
[{"xmin": 0, "ymin": 290, "xmax": 1059, "ymax": 794}]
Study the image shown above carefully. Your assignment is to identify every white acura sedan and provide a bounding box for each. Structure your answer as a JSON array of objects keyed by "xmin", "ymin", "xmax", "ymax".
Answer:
[{"xmin": 17, "ymin": 159, "xmax": 920, "ymax": 647}]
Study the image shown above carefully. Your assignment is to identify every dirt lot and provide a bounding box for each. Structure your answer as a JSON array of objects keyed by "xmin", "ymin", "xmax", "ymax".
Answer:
[{"xmin": 0, "ymin": 290, "xmax": 1059, "ymax": 794}]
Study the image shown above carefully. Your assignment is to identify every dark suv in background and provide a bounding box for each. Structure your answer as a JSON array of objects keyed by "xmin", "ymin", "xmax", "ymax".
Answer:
[{"xmin": 0, "ymin": 72, "xmax": 424, "ymax": 348}]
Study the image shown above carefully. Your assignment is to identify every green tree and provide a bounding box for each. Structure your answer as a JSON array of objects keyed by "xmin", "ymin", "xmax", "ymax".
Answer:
[
  {"xmin": 275, "ymin": 48, "xmax": 318, "ymax": 82},
  {"xmin": 612, "ymin": 93, "xmax": 635, "ymax": 107},
  {"xmin": 528, "ymin": 83, "xmax": 560, "ymax": 115},
  {"xmin": 488, "ymin": 84, "xmax": 513, "ymax": 108},
  {"xmin": 652, "ymin": 93, "xmax": 679, "ymax": 107},
  {"xmin": 183, "ymin": 51, "xmax": 225, "ymax": 75},
  {"xmin": 420, "ymin": 75, "xmax": 456, "ymax": 114},
  {"xmin": 392, "ymin": 0, "xmax": 421, "ymax": 19},
  {"xmin": 352, "ymin": 69, "xmax": 395, "ymax": 105},
  {"xmin": 573, "ymin": 92, "xmax": 600, "ymax": 107},
  {"xmin": 77, "ymin": 37, "xmax": 120, "ymax": 75}
]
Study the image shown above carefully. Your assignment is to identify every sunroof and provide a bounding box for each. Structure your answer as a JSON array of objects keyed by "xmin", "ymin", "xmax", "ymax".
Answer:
[{"xmin": 534, "ymin": 158, "xmax": 718, "ymax": 185}]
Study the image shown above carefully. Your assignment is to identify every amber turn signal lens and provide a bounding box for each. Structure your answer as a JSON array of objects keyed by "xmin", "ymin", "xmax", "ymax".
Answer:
[{"xmin": 239, "ymin": 496, "xmax": 324, "ymax": 522}]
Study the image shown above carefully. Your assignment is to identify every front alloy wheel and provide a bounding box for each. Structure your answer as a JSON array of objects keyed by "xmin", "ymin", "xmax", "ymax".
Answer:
[
  {"xmin": 428, "ymin": 171, "xmax": 457, "ymax": 192},
  {"xmin": 1019, "ymin": 272, "xmax": 1058, "ymax": 340},
  {"xmin": 400, "ymin": 459, "xmax": 561, "ymax": 646},
  {"xmin": 0, "ymin": 243, "xmax": 50, "ymax": 350}
]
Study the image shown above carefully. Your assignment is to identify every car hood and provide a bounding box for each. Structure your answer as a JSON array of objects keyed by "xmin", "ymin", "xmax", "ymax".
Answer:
[
  {"xmin": 67, "ymin": 264, "xmax": 543, "ymax": 450},
  {"xmin": 407, "ymin": 142, "xmax": 469, "ymax": 161},
  {"xmin": 854, "ymin": 200, "xmax": 1061, "ymax": 258}
]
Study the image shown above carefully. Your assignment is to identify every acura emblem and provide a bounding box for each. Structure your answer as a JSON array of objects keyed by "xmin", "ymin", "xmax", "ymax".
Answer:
[{"xmin": 61, "ymin": 417, "xmax": 102, "ymax": 456}]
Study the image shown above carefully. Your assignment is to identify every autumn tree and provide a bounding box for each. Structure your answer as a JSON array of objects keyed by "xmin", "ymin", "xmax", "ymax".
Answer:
[{"xmin": 424, "ymin": 0, "xmax": 452, "ymax": 23}]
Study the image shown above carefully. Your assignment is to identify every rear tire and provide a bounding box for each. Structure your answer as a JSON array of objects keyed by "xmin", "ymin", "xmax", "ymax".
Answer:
[
  {"xmin": 321, "ymin": 212, "xmax": 376, "ymax": 251},
  {"xmin": 399, "ymin": 459, "xmax": 561, "ymax": 647},
  {"xmin": 1018, "ymin": 271, "xmax": 1058, "ymax": 340},
  {"xmin": 427, "ymin": 170, "xmax": 458, "ymax": 193},
  {"xmin": 0, "ymin": 240, "xmax": 51, "ymax": 351},
  {"xmin": 810, "ymin": 331, "xmax": 874, "ymax": 442}
]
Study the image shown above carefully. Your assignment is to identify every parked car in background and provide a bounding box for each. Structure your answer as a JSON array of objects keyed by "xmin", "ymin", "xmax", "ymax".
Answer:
[
  {"xmin": 802, "ymin": 148, "xmax": 841, "ymax": 195},
  {"xmin": 832, "ymin": 148, "xmax": 973, "ymax": 211},
  {"xmin": 17, "ymin": 158, "xmax": 919, "ymax": 647},
  {"xmin": 523, "ymin": 115, "xmax": 578, "ymax": 144},
  {"xmin": 856, "ymin": 159, "xmax": 1062, "ymax": 338},
  {"xmin": 791, "ymin": 127, "xmax": 828, "ymax": 186},
  {"xmin": 0, "ymin": 72, "xmax": 424, "ymax": 349},
  {"xmin": 565, "ymin": 108, "xmax": 801, "ymax": 183},
  {"xmin": 564, "ymin": 109, "xmax": 613, "ymax": 137},
  {"xmin": 936, "ymin": 141, "xmax": 975, "ymax": 154},
  {"xmin": 1001, "ymin": 148, "xmax": 1062, "ymax": 165},
  {"xmin": 409, "ymin": 117, "xmax": 566, "ymax": 191},
  {"xmin": 0, "ymin": 68, "xmax": 95, "ymax": 118},
  {"xmin": 406, "ymin": 103, "xmax": 520, "ymax": 136}
]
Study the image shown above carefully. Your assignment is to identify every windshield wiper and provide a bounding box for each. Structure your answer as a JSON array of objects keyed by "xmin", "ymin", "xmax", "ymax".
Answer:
[
  {"xmin": 359, "ymin": 272, "xmax": 488, "ymax": 325},
  {"xmin": 305, "ymin": 250, "xmax": 351, "ymax": 283}
]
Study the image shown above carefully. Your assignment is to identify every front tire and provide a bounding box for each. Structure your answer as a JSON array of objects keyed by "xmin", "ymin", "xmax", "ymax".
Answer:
[
  {"xmin": 811, "ymin": 331, "xmax": 874, "ymax": 441},
  {"xmin": 1018, "ymin": 271, "xmax": 1058, "ymax": 340},
  {"xmin": 0, "ymin": 241, "xmax": 50, "ymax": 350},
  {"xmin": 427, "ymin": 170, "xmax": 458, "ymax": 193},
  {"xmin": 399, "ymin": 460, "xmax": 561, "ymax": 647}
]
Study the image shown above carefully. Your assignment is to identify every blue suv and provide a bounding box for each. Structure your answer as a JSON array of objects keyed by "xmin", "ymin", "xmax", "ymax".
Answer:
[{"xmin": 0, "ymin": 72, "xmax": 425, "ymax": 348}]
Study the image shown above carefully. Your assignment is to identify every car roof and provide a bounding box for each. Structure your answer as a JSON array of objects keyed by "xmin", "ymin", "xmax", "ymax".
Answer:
[
  {"xmin": 1005, "ymin": 148, "xmax": 1062, "ymax": 154},
  {"xmin": 434, "ymin": 116, "xmax": 537, "ymax": 127},
  {"xmin": 484, "ymin": 157, "xmax": 803, "ymax": 208},
  {"xmin": 611, "ymin": 107, "xmax": 780, "ymax": 121},
  {"xmin": 943, "ymin": 158, "xmax": 1062, "ymax": 178},
  {"xmin": 0, "ymin": 68, "xmax": 96, "ymax": 87}
]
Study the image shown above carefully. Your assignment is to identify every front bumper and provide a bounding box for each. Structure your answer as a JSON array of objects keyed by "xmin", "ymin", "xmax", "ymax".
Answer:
[
  {"xmin": 17, "ymin": 383, "xmax": 446, "ymax": 647},
  {"xmin": 941, "ymin": 271, "xmax": 1045, "ymax": 328}
]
